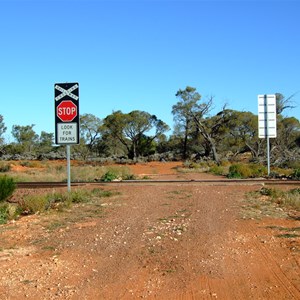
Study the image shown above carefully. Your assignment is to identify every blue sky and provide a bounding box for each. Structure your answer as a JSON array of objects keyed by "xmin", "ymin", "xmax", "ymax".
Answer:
[{"xmin": 1, "ymin": 0, "xmax": 299, "ymax": 142}]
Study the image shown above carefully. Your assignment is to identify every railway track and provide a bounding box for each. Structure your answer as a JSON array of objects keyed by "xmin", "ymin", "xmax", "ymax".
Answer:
[{"xmin": 16, "ymin": 179, "xmax": 300, "ymax": 189}]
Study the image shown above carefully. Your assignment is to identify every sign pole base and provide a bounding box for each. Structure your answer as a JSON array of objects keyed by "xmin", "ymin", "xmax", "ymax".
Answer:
[
  {"xmin": 67, "ymin": 145, "xmax": 71, "ymax": 192},
  {"xmin": 267, "ymin": 137, "xmax": 270, "ymax": 176}
]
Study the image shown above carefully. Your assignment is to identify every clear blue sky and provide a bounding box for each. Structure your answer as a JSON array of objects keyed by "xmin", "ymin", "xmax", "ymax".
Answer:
[{"xmin": 1, "ymin": 0, "xmax": 299, "ymax": 142}]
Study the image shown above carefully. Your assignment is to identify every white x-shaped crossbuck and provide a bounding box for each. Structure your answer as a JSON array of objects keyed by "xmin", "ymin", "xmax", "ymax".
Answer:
[{"xmin": 55, "ymin": 84, "xmax": 79, "ymax": 101}]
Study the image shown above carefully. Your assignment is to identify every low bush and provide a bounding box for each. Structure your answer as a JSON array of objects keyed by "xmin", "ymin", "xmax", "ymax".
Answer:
[
  {"xmin": 291, "ymin": 168, "xmax": 300, "ymax": 180},
  {"xmin": 259, "ymin": 187, "xmax": 283, "ymax": 198},
  {"xmin": 69, "ymin": 190, "xmax": 90, "ymax": 203},
  {"xmin": 0, "ymin": 204, "xmax": 8, "ymax": 224},
  {"xmin": 122, "ymin": 173, "xmax": 137, "ymax": 180},
  {"xmin": 228, "ymin": 164, "xmax": 249, "ymax": 178},
  {"xmin": 0, "ymin": 176, "xmax": 16, "ymax": 202},
  {"xmin": 101, "ymin": 171, "xmax": 119, "ymax": 182},
  {"xmin": 17, "ymin": 188, "xmax": 118, "ymax": 215},
  {"xmin": 19, "ymin": 194, "xmax": 51, "ymax": 214},
  {"xmin": 0, "ymin": 163, "xmax": 11, "ymax": 172},
  {"xmin": 228, "ymin": 163, "xmax": 267, "ymax": 179},
  {"xmin": 0, "ymin": 203, "xmax": 23, "ymax": 224},
  {"xmin": 209, "ymin": 164, "xmax": 226, "ymax": 176},
  {"xmin": 259, "ymin": 187, "xmax": 300, "ymax": 210}
]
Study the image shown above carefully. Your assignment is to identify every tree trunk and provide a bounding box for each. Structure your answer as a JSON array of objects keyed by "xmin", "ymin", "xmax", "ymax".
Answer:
[
  {"xmin": 132, "ymin": 141, "xmax": 137, "ymax": 161},
  {"xmin": 211, "ymin": 143, "xmax": 219, "ymax": 164}
]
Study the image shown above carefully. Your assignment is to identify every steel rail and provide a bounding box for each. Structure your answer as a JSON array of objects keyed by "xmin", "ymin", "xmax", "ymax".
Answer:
[{"xmin": 16, "ymin": 179, "xmax": 300, "ymax": 189}]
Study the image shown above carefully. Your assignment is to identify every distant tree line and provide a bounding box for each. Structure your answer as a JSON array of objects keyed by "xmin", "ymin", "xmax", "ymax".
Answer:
[{"xmin": 0, "ymin": 87, "xmax": 299, "ymax": 168}]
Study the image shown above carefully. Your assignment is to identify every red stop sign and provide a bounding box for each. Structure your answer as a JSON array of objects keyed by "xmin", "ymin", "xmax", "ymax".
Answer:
[{"xmin": 57, "ymin": 100, "xmax": 77, "ymax": 122}]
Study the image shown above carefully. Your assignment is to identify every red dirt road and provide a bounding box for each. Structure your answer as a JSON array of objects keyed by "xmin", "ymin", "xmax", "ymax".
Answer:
[{"xmin": 0, "ymin": 163, "xmax": 299, "ymax": 299}]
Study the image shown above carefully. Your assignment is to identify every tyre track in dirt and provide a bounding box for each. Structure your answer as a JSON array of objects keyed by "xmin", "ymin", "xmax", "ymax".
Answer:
[
  {"xmin": 187, "ymin": 218, "xmax": 300, "ymax": 300},
  {"xmin": 247, "ymin": 222, "xmax": 300, "ymax": 299},
  {"xmin": 1, "ymin": 182, "xmax": 300, "ymax": 299}
]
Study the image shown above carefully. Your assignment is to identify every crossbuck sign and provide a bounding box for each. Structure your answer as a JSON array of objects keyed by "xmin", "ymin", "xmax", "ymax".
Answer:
[{"xmin": 54, "ymin": 83, "xmax": 79, "ymax": 145}]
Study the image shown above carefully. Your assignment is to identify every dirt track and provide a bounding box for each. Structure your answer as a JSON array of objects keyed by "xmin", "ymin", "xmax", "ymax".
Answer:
[{"xmin": 0, "ymin": 163, "xmax": 299, "ymax": 299}]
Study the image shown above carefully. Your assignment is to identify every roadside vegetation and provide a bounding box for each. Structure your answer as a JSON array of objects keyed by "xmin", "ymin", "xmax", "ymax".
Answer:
[
  {"xmin": 177, "ymin": 160, "xmax": 299, "ymax": 180},
  {"xmin": 0, "ymin": 161, "xmax": 136, "ymax": 182},
  {"xmin": 242, "ymin": 187, "xmax": 300, "ymax": 220},
  {"xmin": 0, "ymin": 176, "xmax": 119, "ymax": 225},
  {"xmin": 0, "ymin": 159, "xmax": 299, "ymax": 183}
]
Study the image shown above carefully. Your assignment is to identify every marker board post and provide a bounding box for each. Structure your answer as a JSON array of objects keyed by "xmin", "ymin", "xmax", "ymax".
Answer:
[
  {"xmin": 258, "ymin": 94, "xmax": 277, "ymax": 176},
  {"xmin": 54, "ymin": 83, "xmax": 79, "ymax": 192}
]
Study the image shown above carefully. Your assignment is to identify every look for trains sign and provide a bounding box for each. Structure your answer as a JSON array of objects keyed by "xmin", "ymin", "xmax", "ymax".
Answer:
[{"xmin": 54, "ymin": 83, "xmax": 79, "ymax": 145}]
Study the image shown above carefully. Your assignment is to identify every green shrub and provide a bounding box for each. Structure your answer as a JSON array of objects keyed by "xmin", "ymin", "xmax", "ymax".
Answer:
[
  {"xmin": 256, "ymin": 187, "xmax": 300, "ymax": 210},
  {"xmin": 291, "ymin": 169, "xmax": 300, "ymax": 180},
  {"xmin": 101, "ymin": 171, "xmax": 119, "ymax": 182},
  {"xmin": 14, "ymin": 187, "xmax": 121, "ymax": 217},
  {"xmin": 0, "ymin": 176, "xmax": 16, "ymax": 202},
  {"xmin": 19, "ymin": 194, "xmax": 51, "ymax": 214},
  {"xmin": 69, "ymin": 190, "xmax": 90, "ymax": 203},
  {"xmin": 228, "ymin": 164, "xmax": 248, "ymax": 178},
  {"xmin": 0, "ymin": 204, "xmax": 9, "ymax": 224},
  {"xmin": 259, "ymin": 187, "xmax": 283, "ymax": 198},
  {"xmin": 289, "ymin": 188, "xmax": 300, "ymax": 195},
  {"xmin": 250, "ymin": 164, "xmax": 267, "ymax": 177},
  {"xmin": 209, "ymin": 165, "xmax": 225, "ymax": 176},
  {"xmin": 46, "ymin": 192, "xmax": 71, "ymax": 210},
  {"xmin": 0, "ymin": 203, "xmax": 23, "ymax": 224},
  {"xmin": 228, "ymin": 163, "xmax": 267, "ymax": 179},
  {"xmin": 122, "ymin": 173, "xmax": 137, "ymax": 180}
]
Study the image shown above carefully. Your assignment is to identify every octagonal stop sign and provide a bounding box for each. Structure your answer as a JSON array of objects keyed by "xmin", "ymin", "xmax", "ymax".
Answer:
[{"xmin": 57, "ymin": 100, "xmax": 77, "ymax": 122}]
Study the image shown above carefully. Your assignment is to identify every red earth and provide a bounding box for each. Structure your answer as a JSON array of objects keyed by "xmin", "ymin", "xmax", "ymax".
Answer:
[{"xmin": 0, "ymin": 162, "xmax": 299, "ymax": 299}]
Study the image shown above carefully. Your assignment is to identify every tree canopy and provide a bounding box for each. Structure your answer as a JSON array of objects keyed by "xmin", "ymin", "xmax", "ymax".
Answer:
[{"xmin": 0, "ymin": 88, "xmax": 298, "ymax": 167}]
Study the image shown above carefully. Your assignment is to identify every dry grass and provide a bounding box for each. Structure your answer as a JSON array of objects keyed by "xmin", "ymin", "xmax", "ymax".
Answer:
[
  {"xmin": 241, "ymin": 187, "xmax": 300, "ymax": 220},
  {"xmin": 4, "ymin": 161, "xmax": 134, "ymax": 182}
]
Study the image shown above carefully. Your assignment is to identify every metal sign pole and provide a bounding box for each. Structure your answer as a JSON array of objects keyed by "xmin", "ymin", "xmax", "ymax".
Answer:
[
  {"xmin": 265, "ymin": 95, "xmax": 270, "ymax": 176},
  {"xmin": 67, "ymin": 145, "xmax": 71, "ymax": 192},
  {"xmin": 267, "ymin": 137, "xmax": 270, "ymax": 176}
]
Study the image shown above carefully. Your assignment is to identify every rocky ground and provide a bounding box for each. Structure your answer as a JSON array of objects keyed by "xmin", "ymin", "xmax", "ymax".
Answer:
[{"xmin": 0, "ymin": 162, "xmax": 299, "ymax": 299}]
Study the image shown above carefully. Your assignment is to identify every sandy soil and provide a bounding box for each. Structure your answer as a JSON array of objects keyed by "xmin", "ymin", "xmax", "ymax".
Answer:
[{"xmin": 0, "ymin": 162, "xmax": 299, "ymax": 299}]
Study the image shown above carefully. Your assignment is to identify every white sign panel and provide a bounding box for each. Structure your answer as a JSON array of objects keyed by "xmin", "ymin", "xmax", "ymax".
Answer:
[
  {"xmin": 56, "ymin": 123, "xmax": 78, "ymax": 144},
  {"xmin": 258, "ymin": 94, "xmax": 277, "ymax": 138}
]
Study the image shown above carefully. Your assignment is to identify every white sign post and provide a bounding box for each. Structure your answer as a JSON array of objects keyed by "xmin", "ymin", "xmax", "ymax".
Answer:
[{"xmin": 258, "ymin": 94, "xmax": 277, "ymax": 176}]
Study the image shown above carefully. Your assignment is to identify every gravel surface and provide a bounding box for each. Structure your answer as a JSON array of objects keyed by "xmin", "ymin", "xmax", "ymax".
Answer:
[{"xmin": 0, "ymin": 162, "xmax": 299, "ymax": 299}]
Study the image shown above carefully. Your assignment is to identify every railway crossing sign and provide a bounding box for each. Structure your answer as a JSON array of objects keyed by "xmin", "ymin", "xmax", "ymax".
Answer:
[{"xmin": 55, "ymin": 83, "xmax": 79, "ymax": 145}]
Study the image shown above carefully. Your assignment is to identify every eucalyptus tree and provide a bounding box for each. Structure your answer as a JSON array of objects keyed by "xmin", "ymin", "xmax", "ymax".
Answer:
[
  {"xmin": 172, "ymin": 86, "xmax": 201, "ymax": 159},
  {"xmin": 173, "ymin": 86, "xmax": 231, "ymax": 163},
  {"xmin": 103, "ymin": 110, "xmax": 169, "ymax": 160},
  {"xmin": 275, "ymin": 92, "xmax": 296, "ymax": 115},
  {"xmin": 38, "ymin": 131, "xmax": 54, "ymax": 154},
  {"xmin": 80, "ymin": 113, "xmax": 103, "ymax": 153},
  {"xmin": 11, "ymin": 124, "xmax": 38, "ymax": 153},
  {"xmin": 272, "ymin": 116, "xmax": 300, "ymax": 166},
  {"xmin": 222, "ymin": 110, "xmax": 264, "ymax": 160}
]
